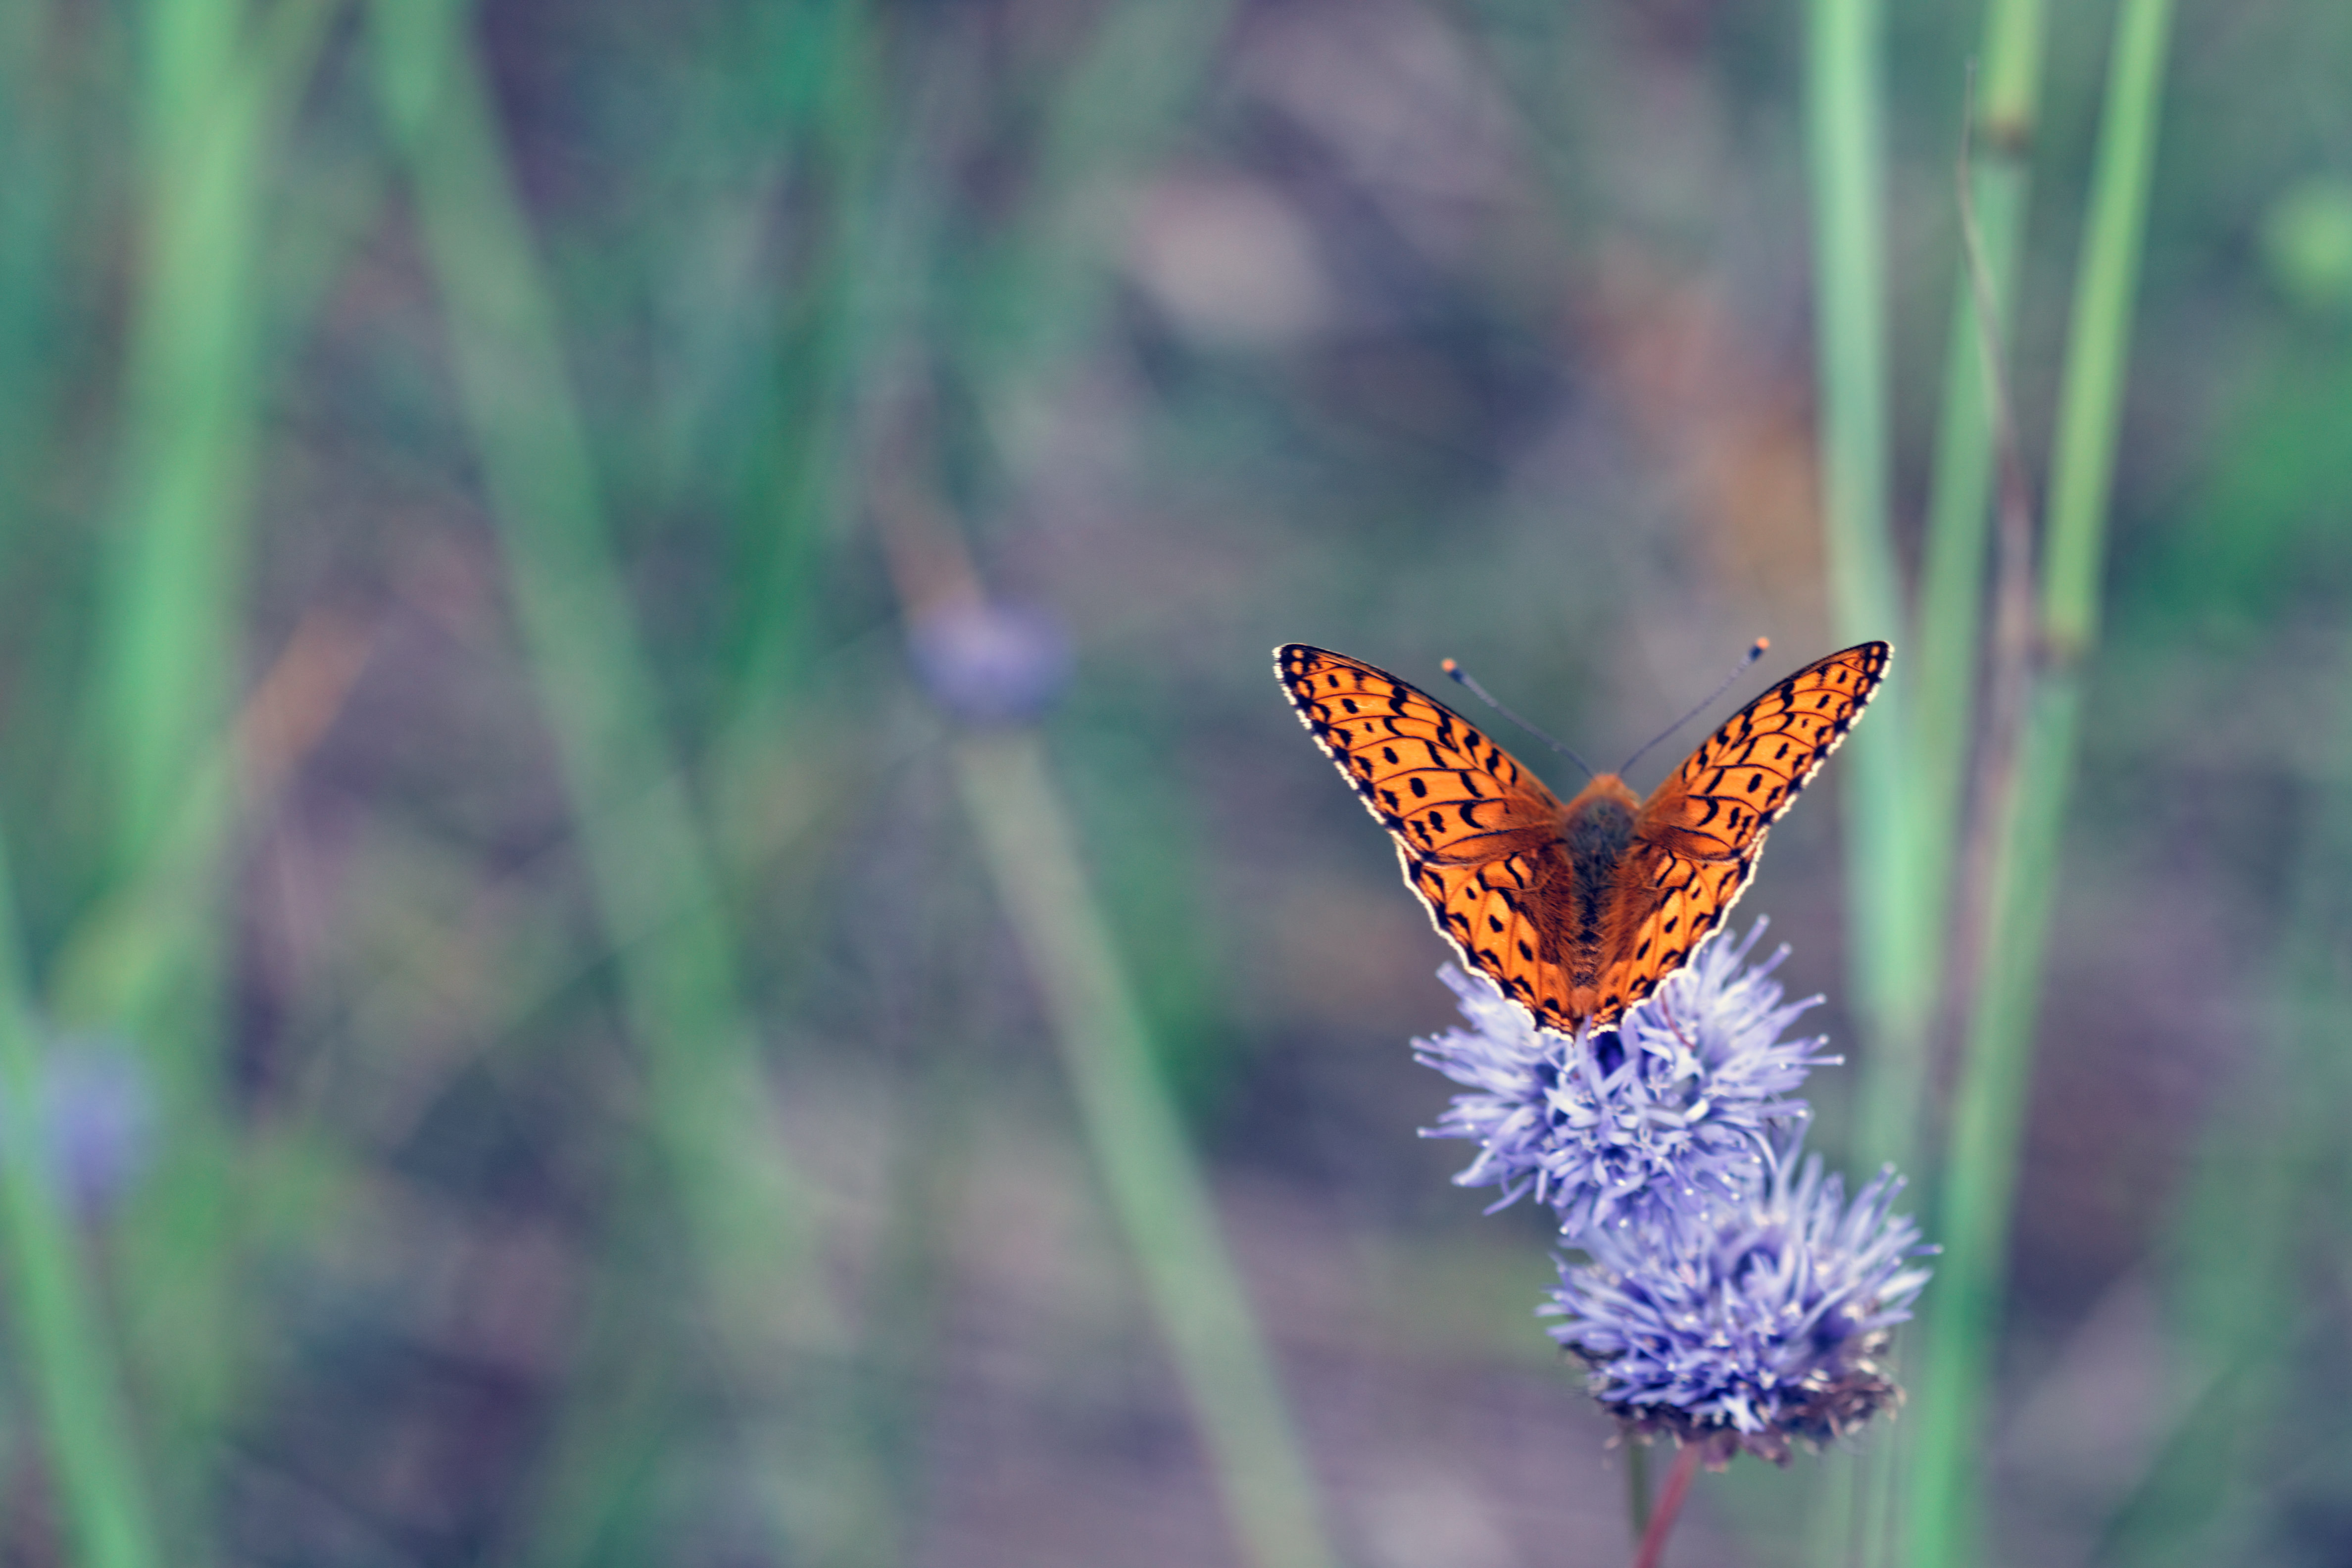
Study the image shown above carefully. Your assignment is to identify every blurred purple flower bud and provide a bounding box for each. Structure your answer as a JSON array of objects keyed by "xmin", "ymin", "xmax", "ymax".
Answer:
[
  {"xmin": 5, "ymin": 1040, "xmax": 155, "ymax": 1218},
  {"xmin": 909, "ymin": 599, "xmax": 1072, "ymax": 724}
]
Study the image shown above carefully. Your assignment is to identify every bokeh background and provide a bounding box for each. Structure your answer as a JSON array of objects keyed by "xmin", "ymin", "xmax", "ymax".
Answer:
[{"xmin": 1, "ymin": 0, "xmax": 2350, "ymax": 1565}]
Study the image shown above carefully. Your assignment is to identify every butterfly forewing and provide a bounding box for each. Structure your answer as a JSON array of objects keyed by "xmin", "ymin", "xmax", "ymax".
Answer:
[
  {"xmin": 1590, "ymin": 641, "xmax": 1892, "ymax": 1019},
  {"xmin": 1276, "ymin": 645, "xmax": 1590, "ymax": 1025},
  {"xmin": 1274, "ymin": 645, "xmax": 1566, "ymax": 853},
  {"xmin": 1656, "ymin": 641, "xmax": 1890, "ymax": 855}
]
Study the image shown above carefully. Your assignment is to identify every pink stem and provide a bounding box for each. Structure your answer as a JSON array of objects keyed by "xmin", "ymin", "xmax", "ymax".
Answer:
[{"xmin": 1631, "ymin": 1442, "xmax": 1703, "ymax": 1568}]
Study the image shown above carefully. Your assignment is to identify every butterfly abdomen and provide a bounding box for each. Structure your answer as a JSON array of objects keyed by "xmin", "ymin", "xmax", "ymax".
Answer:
[
  {"xmin": 1560, "ymin": 789, "xmax": 1633, "ymax": 930},
  {"xmin": 1540, "ymin": 774, "xmax": 1640, "ymax": 985}
]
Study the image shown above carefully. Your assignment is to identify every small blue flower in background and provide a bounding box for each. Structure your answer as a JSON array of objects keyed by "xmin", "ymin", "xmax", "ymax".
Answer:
[
  {"xmin": 909, "ymin": 599, "xmax": 1072, "ymax": 724},
  {"xmin": 0, "ymin": 1038, "xmax": 155, "ymax": 1219},
  {"xmin": 43, "ymin": 1042, "xmax": 155, "ymax": 1217},
  {"xmin": 1542, "ymin": 1138, "xmax": 1934, "ymax": 1463},
  {"xmin": 1416, "ymin": 920, "xmax": 1837, "ymax": 1236}
]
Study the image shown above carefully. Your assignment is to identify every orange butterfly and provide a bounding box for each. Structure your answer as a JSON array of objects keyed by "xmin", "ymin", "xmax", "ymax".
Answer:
[{"xmin": 1274, "ymin": 641, "xmax": 1889, "ymax": 1036}]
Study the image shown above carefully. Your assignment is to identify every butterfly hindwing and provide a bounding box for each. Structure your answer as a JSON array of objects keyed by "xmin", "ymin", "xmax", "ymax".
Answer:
[
  {"xmin": 1407, "ymin": 851, "xmax": 1585, "ymax": 1032},
  {"xmin": 1587, "ymin": 842, "xmax": 1754, "ymax": 1027}
]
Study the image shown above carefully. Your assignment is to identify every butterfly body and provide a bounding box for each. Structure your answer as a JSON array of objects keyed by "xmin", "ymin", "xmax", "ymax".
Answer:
[{"xmin": 1275, "ymin": 640, "xmax": 1889, "ymax": 1036}]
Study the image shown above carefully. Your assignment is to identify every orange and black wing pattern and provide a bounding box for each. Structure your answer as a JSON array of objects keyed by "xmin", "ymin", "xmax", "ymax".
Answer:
[
  {"xmin": 1274, "ymin": 645, "xmax": 1589, "ymax": 1023},
  {"xmin": 1590, "ymin": 641, "xmax": 1892, "ymax": 1017},
  {"xmin": 1277, "ymin": 639, "xmax": 1890, "ymax": 1038}
]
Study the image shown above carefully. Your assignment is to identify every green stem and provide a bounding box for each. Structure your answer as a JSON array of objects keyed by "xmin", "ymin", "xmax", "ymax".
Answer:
[
  {"xmin": 1805, "ymin": 0, "xmax": 1929, "ymax": 1154},
  {"xmin": 367, "ymin": 2, "xmax": 885, "ymax": 1558},
  {"xmin": 953, "ymin": 731, "xmax": 1336, "ymax": 1568},
  {"xmin": 101, "ymin": 0, "xmax": 333, "ymax": 874},
  {"xmin": 70, "ymin": 1, "xmax": 339, "ymax": 1533},
  {"xmin": 1897, "ymin": 0, "xmax": 2048, "ymax": 1178},
  {"xmin": 1908, "ymin": 1, "xmax": 2176, "ymax": 1563},
  {"xmin": 1627, "ymin": 1435, "xmax": 1653, "ymax": 1540},
  {"xmin": 2039, "ymin": 0, "xmax": 2174, "ymax": 656},
  {"xmin": 1909, "ymin": 677, "xmax": 2076, "ymax": 1568},
  {"xmin": 1801, "ymin": 7, "xmax": 1924, "ymax": 1562},
  {"xmin": 0, "ymin": 831, "xmax": 161, "ymax": 1568},
  {"xmin": 711, "ymin": 0, "xmax": 884, "ymax": 809}
]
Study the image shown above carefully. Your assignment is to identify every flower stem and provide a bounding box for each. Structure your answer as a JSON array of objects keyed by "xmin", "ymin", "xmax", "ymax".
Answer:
[
  {"xmin": 1626, "ymin": 1437, "xmax": 1653, "ymax": 1539},
  {"xmin": 0, "ymin": 828, "xmax": 161, "ymax": 1568},
  {"xmin": 1906, "ymin": 0, "xmax": 2048, "ymax": 1129},
  {"xmin": 1805, "ymin": 0, "xmax": 1932, "ymax": 1179},
  {"xmin": 952, "ymin": 729, "xmax": 1338, "ymax": 1568},
  {"xmin": 1633, "ymin": 1442, "xmax": 1703, "ymax": 1568},
  {"xmin": 72, "ymin": 0, "xmax": 338, "ymax": 1526},
  {"xmin": 1908, "ymin": 0, "xmax": 2177, "ymax": 1562},
  {"xmin": 366, "ymin": 2, "xmax": 880, "ymax": 1558}
]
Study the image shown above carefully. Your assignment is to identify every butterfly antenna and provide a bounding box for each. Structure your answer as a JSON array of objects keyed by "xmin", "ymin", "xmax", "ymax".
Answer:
[
  {"xmin": 1616, "ymin": 637, "xmax": 1773, "ymax": 778},
  {"xmin": 1440, "ymin": 659, "xmax": 1598, "ymax": 783}
]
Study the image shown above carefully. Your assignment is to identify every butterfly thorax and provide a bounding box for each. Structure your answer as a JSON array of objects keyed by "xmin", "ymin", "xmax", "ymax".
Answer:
[{"xmin": 1557, "ymin": 774, "xmax": 1643, "ymax": 947}]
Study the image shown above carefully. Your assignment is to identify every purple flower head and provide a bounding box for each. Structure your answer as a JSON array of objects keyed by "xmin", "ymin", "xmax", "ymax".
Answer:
[
  {"xmin": 1414, "ymin": 920, "xmax": 1836, "ymax": 1236},
  {"xmin": 1543, "ymin": 1137, "xmax": 1935, "ymax": 1463},
  {"xmin": 909, "ymin": 599, "xmax": 1072, "ymax": 724}
]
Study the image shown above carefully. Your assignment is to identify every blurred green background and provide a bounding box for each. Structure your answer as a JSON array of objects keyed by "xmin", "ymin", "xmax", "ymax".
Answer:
[{"xmin": 1, "ymin": 0, "xmax": 2350, "ymax": 1565}]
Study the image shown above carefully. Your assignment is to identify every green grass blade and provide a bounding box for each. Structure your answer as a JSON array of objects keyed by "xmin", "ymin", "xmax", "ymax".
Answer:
[
  {"xmin": 710, "ymin": 0, "xmax": 884, "ymax": 799},
  {"xmin": 1908, "ymin": 676, "xmax": 2078, "ymax": 1568},
  {"xmin": 100, "ymin": 0, "xmax": 335, "ymax": 874},
  {"xmin": 366, "ymin": 2, "xmax": 886, "ymax": 1558},
  {"xmin": 0, "ymin": 828, "xmax": 161, "ymax": 1568},
  {"xmin": 1907, "ymin": 1, "xmax": 2178, "ymax": 1562},
  {"xmin": 0, "ymin": 0, "xmax": 65, "ymax": 520},
  {"xmin": 67, "ymin": 1, "xmax": 341, "ymax": 1532},
  {"xmin": 1800, "ymin": 3, "xmax": 1923, "ymax": 1557},
  {"xmin": 1804, "ymin": 0, "xmax": 1930, "ymax": 1168},
  {"xmin": 954, "ymin": 730, "xmax": 1337, "ymax": 1568},
  {"xmin": 929, "ymin": 10, "xmax": 1330, "ymax": 1550},
  {"xmin": 2039, "ymin": 0, "xmax": 2175, "ymax": 658},
  {"xmin": 1861, "ymin": 13, "xmax": 2048, "ymax": 1557},
  {"xmin": 1899, "ymin": 0, "xmax": 2047, "ymax": 1172}
]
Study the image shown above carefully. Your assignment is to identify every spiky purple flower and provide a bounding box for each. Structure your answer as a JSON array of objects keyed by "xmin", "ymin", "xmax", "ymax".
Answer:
[
  {"xmin": 1415, "ymin": 920, "xmax": 1835, "ymax": 1236},
  {"xmin": 1543, "ymin": 1139, "xmax": 1934, "ymax": 1463}
]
